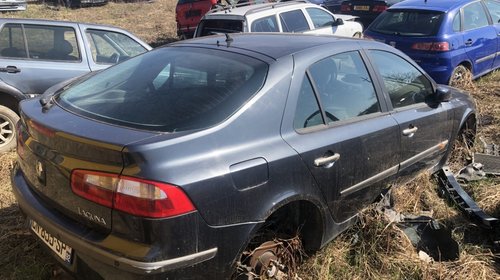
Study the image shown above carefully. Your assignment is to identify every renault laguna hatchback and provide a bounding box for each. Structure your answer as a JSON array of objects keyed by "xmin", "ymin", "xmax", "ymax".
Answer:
[{"xmin": 12, "ymin": 33, "xmax": 476, "ymax": 279}]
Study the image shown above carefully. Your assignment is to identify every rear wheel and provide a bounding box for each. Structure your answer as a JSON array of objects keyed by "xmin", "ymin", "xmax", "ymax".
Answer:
[
  {"xmin": 449, "ymin": 65, "xmax": 472, "ymax": 87},
  {"xmin": 0, "ymin": 105, "xmax": 19, "ymax": 154}
]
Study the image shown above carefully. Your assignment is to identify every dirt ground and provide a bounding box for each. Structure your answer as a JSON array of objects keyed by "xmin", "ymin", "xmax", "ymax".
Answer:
[{"xmin": 0, "ymin": 1, "xmax": 499, "ymax": 279}]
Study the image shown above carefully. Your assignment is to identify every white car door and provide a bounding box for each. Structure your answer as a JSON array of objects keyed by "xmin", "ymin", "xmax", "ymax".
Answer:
[{"xmin": 304, "ymin": 7, "xmax": 361, "ymax": 37}]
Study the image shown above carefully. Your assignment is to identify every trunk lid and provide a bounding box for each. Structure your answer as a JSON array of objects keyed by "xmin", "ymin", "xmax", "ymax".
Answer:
[{"xmin": 17, "ymin": 98, "xmax": 157, "ymax": 232}]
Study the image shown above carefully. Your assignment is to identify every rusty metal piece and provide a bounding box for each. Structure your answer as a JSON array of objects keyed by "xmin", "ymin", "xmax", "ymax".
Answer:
[{"xmin": 249, "ymin": 241, "xmax": 280, "ymax": 277}]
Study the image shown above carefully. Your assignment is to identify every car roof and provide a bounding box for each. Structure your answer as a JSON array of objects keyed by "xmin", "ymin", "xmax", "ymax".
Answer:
[
  {"xmin": 206, "ymin": 1, "xmax": 318, "ymax": 17},
  {"xmin": 390, "ymin": 0, "xmax": 475, "ymax": 12},
  {"xmin": 171, "ymin": 33, "xmax": 379, "ymax": 61}
]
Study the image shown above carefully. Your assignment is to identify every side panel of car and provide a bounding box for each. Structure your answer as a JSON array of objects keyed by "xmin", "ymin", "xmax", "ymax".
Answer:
[
  {"xmin": 0, "ymin": 22, "xmax": 91, "ymax": 96},
  {"xmin": 281, "ymin": 43, "xmax": 401, "ymax": 223}
]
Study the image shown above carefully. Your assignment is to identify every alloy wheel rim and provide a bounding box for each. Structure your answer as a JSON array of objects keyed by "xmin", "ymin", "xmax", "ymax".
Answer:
[{"xmin": 0, "ymin": 116, "xmax": 14, "ymax": 147}]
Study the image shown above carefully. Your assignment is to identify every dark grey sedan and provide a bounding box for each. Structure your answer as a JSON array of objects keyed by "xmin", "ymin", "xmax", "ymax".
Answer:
[{"xmin": 11, "ymin": 33, "xmax": 476, "ymax": 279}]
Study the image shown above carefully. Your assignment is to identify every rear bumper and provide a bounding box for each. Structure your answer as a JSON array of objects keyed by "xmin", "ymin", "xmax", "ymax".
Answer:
[{"xmin": 11, "ymin": 163, "xmax": 256, "ymax": 279}]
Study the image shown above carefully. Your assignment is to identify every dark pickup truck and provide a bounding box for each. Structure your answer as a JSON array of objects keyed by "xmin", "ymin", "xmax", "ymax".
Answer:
[{"xmin": 0, "ymin": 18, "xmax": 151, "ymax": 153}]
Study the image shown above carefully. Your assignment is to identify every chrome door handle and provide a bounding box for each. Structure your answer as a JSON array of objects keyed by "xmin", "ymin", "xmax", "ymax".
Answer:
[
  {"xmin": 0, "ymin": 65, "xmax": 20, "ymax": 73},
  {"xmin": 314, "ymin": 153, "xmax": 340, "ymax": 167},
  {"xmin": 402, "ymin": 126, "xmax": 418, "ymax": 136}
]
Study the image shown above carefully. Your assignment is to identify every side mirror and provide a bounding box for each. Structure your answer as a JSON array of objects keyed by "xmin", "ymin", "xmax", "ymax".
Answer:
[
  {"xmin": 434, "ymin": 86, "xmax": 451, "ymax": 102},
  {"xmin": 333, "ymin": 18, "xmax": 344, "ymax": 26}
]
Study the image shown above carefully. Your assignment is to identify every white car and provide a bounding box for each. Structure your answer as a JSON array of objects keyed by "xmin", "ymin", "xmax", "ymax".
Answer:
[{"xmin": 194, "ymin": 1, "xmax": 363, "ymax": 38}]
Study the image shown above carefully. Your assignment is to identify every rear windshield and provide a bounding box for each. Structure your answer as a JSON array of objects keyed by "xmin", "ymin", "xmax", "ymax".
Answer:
[
  {"xmin": 369, "ymin": 10, "xmax": 444, "ymax": 36},
  {"xmin": 57, "ymin": 47, "xmax": 268, "ymax": 132},
  {"xmin": 198, "ymin": 19, "xmax": 244, "ymax": 37}
]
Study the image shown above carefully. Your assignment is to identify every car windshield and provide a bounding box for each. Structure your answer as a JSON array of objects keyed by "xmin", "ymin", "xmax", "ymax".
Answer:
[
  {"xmin": 370, "ymin": 10, "xmax": 444, "ymax": 36},
  {"xmin": 57, "ymin": 46, "xmax": 268, "ymax": 132}
]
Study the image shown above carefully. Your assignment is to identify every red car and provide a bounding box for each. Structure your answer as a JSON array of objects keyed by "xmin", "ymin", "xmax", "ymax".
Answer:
[{"xmin": 176, "ymin": 0, "xmax": 218, "ymax": 39}]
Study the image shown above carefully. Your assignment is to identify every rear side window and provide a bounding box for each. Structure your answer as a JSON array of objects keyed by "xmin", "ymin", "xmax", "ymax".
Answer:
[
  {"xmin": 0, "ymin": 24, "xmax": 26, "ymax": 58},
  {"xmin": 57, "ymin": 47, "xmax": 268, "ymax": 132},
  {"xmin": 463, "ymin": 1, "xmax": 490, "ymax": 30},
  {"xmin": 251, "ymin": 16, "xmax": 279, "ymax": 32},
  {"xmin": 294, "ymin": 76, "xmax": 323, "ymax": 130},
  {"xmin": 452, "ymin": 12, "xmax": 461, "ymax": 32},
  {"xmin": 86, "ymin": 29, "xmax": 147, "ymax": 64},
  {"xmin": 369, "ymin": 10, "xmax": 444, "ymax": 36},
  {"xmin": 198, "ymin": 19, "xmax": 244, "ymax": 36},
  {"xmin": 280, "ymin": 10, "xmax": 310, "ymax": 32},
  {"xmin": 308, "ymin": 51, "xmax": 380, "ymax": 123},
  {"xmin": 368, "ymin": 50, "xmax": 433, "ymax": 109},
  {"xmin": 0, "ymin": 24, "xmax": 80, "ymax": 61}
]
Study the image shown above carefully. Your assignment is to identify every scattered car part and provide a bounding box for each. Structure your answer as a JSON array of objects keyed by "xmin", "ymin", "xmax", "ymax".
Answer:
[
  {"xmin": 474, "ymin": 153, "xmax": 500, "ymax": 175},
  {"xmin": 436, "ymin": 167, "xmax": 499, "ymax": 231},
  {"xmin": 457, "ymin": 162, "xmax": 487, "ymax": 182}
]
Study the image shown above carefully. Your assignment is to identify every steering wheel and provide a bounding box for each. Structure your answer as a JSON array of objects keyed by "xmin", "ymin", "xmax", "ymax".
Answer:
[{"xmin": 303, "ymin": 110, "xmax": 338, "ymax": 128}]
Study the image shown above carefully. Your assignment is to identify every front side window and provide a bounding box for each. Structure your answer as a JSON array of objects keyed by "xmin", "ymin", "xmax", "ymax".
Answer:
[
  {"xmin": 485, "ymin": 0, "xmax": 500, "ymax": 24},
  {"xmin": 280, "ymin": 10, "xmax": 310, "ymax": 33},
  {"xmin": 57, "ymin": 47, "xmax": 268, "ymax": 132},
  {"xmin": 0, "ymin": 24, "xmax": 26, "ymax": 58},
  {"xmin": 368, "ymin": 50, "xmax": 433, "ymax": 109},
  {"xmin": 251, "ymin": 16, "xmax": 279, "ymax": 32},
  {"xmin": 24, "ymin": 25, "xmax": 80, "ymax": 61},
  {"xmin": 308, "ymin": 51, "xmax": 380, "ymax": 123},
  {"xmin": 463, "ymin": 2, "xmax": 490, "ymax": 30},
  {"xmin": 369, "ymin": 10, "xmax": 444, "ymax": 36},
  {"xmin": 86, "ymin": 29, "xmax": 147, "ymax": 64},
  {"xmin": 306, "ymin": 8, "xmax": 335, "ymax": 29}
]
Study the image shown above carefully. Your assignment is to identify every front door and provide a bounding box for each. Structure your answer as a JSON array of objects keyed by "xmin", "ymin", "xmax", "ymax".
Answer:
[{"xmin": 366, "ymin": 50, "xmax": 453, "ymax": 181}]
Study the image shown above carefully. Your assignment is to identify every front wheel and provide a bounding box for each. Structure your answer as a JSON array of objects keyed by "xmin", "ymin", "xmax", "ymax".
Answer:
[{"xmin": 0, "ymin": 105, "xmax": 19, "ymax": 154}]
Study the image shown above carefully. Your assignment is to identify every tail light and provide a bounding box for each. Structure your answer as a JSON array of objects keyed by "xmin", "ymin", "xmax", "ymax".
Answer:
[
  {"xmin": 16, "ymin": 121, "xmax": 25, "ymax": 159},
  {"xmin": 411, "ymin": 42, "xmax": 450, "ymax": 52},
  {"xmin": 71, "ymin": 170, "xmax": 196, "ymax": 218},
  {"xmin": 341, "ymin": 4, "xmax": 351, "ymax": 12},
  {"xmin": 372, "ymin": 4, "xmax": 387, "ymax": 13}
]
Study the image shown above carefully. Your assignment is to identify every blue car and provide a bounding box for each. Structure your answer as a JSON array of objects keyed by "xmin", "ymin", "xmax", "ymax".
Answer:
[{"xmin": 364, "ymin": 0, "xmax": 500, "ymax": 85}]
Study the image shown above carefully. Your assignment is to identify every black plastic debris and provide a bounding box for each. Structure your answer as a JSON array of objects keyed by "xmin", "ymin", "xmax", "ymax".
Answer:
[{"xmin": 398, "ymin": 217, "xmax": 459, "ymax": 261}]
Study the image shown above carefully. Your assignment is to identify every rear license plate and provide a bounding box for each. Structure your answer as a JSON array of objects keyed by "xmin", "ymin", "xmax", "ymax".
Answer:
[
  {"xmin": 31, "ymin": 220, "xmax": 73, "ymax": 264},
  {"xmin": 353, "ymin": 5, "xmax": 370, "ymax": 11}
]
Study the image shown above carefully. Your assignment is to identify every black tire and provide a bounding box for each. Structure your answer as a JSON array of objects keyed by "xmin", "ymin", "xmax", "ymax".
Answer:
[
  {"xmin": 449, "ymin": 65, "xmax": 471, "ymax": 87},
  {"xmin": 0, "ymin": 105, "xmax": 19, "ymax": 154}
]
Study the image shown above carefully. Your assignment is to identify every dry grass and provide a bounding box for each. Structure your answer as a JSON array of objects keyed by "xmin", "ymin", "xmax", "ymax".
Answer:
[{"xmin": 0, "ymin": 2, "xmax": 498, "ymax": 279}]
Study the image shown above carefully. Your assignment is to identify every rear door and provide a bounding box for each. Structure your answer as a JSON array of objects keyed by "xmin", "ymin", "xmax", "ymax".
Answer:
[
  {"xmin": 0, "ymin": 22, "xmax": 90, "ymax": 96},
  {"xmin": 461, "ymin": 1, "xmax": 497, "ymax": 76},
  {"xmin": 366, "ymin": 50, "xmax": 453, "ymax": 181},
  {"xmin": 282, "ymin": 48, "xmax": 401, "ymax": 222}
]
